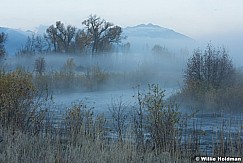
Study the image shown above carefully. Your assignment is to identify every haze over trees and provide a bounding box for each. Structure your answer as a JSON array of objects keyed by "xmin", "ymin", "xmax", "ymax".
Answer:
[
  {"xmin": 17, "ymin": 15, "xmax": 124, "ymax": 56},
  {"xmin": 0, "ymin": 32, "xmax": 7, "ymax": 58},
  {"xmin": 16, "ymin": 34, "xmax": 49, "ymax": 56},
  {"xmin": 185, "ymin": 44, "xmax": 234, "ymax": 92},
  {"xmin": 1, "ymin": 13, "xmax": 243, "ymax": 162},
  {"xmin": 180, "ymin": 43, "xmax": 243, "ymax": 111},
  {"xmin": 152, "ymin": 45, "xmax": 169, "ymax": 55}
]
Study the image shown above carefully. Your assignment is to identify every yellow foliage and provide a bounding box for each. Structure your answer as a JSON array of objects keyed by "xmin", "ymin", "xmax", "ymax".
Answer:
[{"xmin": 0, "ymin": 68, "xmax": 36, "ymax": 128}]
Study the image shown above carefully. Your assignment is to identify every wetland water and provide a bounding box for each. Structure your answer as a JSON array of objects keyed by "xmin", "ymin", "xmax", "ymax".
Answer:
[
  {"xmin": 50, "ymin": 88, "xmax": 243, "ymax": 155},
  {"xmin": 51, "ymin": 88, "xmax": 178, "ymax": 113}
]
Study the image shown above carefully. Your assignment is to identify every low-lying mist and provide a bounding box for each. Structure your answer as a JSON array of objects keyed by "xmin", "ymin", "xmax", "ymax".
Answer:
[
  {"xmin": 3, "ymin": 40, "xmax": 243, "ymax": 114},
  {"xmin": 4, "ymin": 51, "xmax": 187, "ymax": 90},
  {"xmin": 2, "ymin": 50, "xmax": 187, "ymax": 114}
]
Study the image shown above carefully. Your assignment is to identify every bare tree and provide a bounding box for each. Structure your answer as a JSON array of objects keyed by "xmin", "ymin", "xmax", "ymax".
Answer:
[
  {"xmin": 82, "ymin": 15, "xmax": 123, "ymax": 54},
  {"xmin": 45, "ymin": 21, "xmax": 76, "ymax": 53},
  {"xmin": 16, "ymin": 34, "xmax": 49, "ymax": 56},
  {"xmin": 132, "ymin": 85, "xmax": 145, "ymax": 151},
  {"xmin": 75, "ymin": 29, "xmax": 91, "ymax": 53},
  {"xmin": 109, "ymin": 97, "xmax": 128, "ymax": 143},
  {"xmin": 56, "ymin": 21, "xmax": 76, "ymax": 53},
  {"xmin": 45, "ymin": 25, "xmax": 58, "ymax": 52}
]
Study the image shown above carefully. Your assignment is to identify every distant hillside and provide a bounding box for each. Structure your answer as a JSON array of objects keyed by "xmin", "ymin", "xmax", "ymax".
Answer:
[
  {"xmin": 122, "ymin": 23, "xmax": 195, "ymax": 53},
  {"xmin": 0, "ymin": 27, "xmax": 32, "ymax": 55},
  {"xmin": 123, "ymin": 23, "xmax": 192, "ymax": 40}
]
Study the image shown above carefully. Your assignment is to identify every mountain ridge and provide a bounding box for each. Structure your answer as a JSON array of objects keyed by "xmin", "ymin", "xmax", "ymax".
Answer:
[{"xmin": 123, "ymin": 23, "xmax": 193, "ymax": 40}]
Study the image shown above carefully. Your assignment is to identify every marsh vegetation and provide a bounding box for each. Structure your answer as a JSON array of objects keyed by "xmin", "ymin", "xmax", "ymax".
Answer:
[{"xmin": 0, "ymin": 15, "xmax": 243, "ymax": 162}]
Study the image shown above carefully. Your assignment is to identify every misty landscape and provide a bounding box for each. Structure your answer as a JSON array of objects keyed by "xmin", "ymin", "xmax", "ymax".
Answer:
[{"xmin": 1, "ymin": 1, "xmax": 243, "ymax": 162}]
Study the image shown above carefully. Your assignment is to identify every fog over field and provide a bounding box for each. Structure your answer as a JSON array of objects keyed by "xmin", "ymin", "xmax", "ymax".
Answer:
[
  {"xmin": 1, "ymin": 1, "xmax": 243, "ymax": 161},
  {"xmin": 3, "ymin": 50, "xmax": 185, "ymax": 112},
  {"xmin": 2, "ymin": 26, "xmax": 243, "ymax": 114}
]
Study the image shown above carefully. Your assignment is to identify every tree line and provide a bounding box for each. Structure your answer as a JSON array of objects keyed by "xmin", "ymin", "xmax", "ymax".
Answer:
[{"xmin": 17, "ymin": 15, "xmax": 125, "ymax": 56}]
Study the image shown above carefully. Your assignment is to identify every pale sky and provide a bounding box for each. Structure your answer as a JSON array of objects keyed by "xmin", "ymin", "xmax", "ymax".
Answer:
[{"xmin": 0, "ymin": 0, "xmax": 243, "ymax": 39}]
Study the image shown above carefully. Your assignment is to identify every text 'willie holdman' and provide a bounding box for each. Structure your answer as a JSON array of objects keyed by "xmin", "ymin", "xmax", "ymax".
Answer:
[{"xmin": 196, "ymin": 156, "xmax": 242, "ymax": 162}]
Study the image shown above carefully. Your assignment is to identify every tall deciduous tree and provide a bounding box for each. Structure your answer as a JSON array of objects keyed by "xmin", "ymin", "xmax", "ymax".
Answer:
[
  {"xmin": 45, "ymin": 21, "xmax": 76, "ymax": 53},
  {"xmin": 45, "ymin": 25, "xmax": 58, "ymax": 52},
  {"xmin": 75, "ymin": 29, "xmax": 91, "ymax": 53},
  {"xmin": 82, "ymin": 15, "xmax": 123, "ymax": 54}
]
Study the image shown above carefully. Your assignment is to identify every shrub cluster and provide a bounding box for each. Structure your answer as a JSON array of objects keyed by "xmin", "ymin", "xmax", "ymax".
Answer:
[
  {"xmin": 182, "ymin": 44, "xmax": 243, "ymax": 111},
  {"xmin": 133, "ymin": 84, "xmax": 181, "ymax": 154},
  {"xmin": 0, "ymin": 68, "xmax": 47, "ymax": 134}
]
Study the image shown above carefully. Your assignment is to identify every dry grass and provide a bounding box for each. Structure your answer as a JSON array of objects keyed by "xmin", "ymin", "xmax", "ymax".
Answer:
[
  {"xmin": 0, "ymin": 126, "xmax": 175, "ymax": 163},
  {"xmin": 0, "ymin": 105, "xmax": 242, "ymax": 163},
  {"xmin": 0, "ymin": 68, "xmax": 242, "ymax": 163}
]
